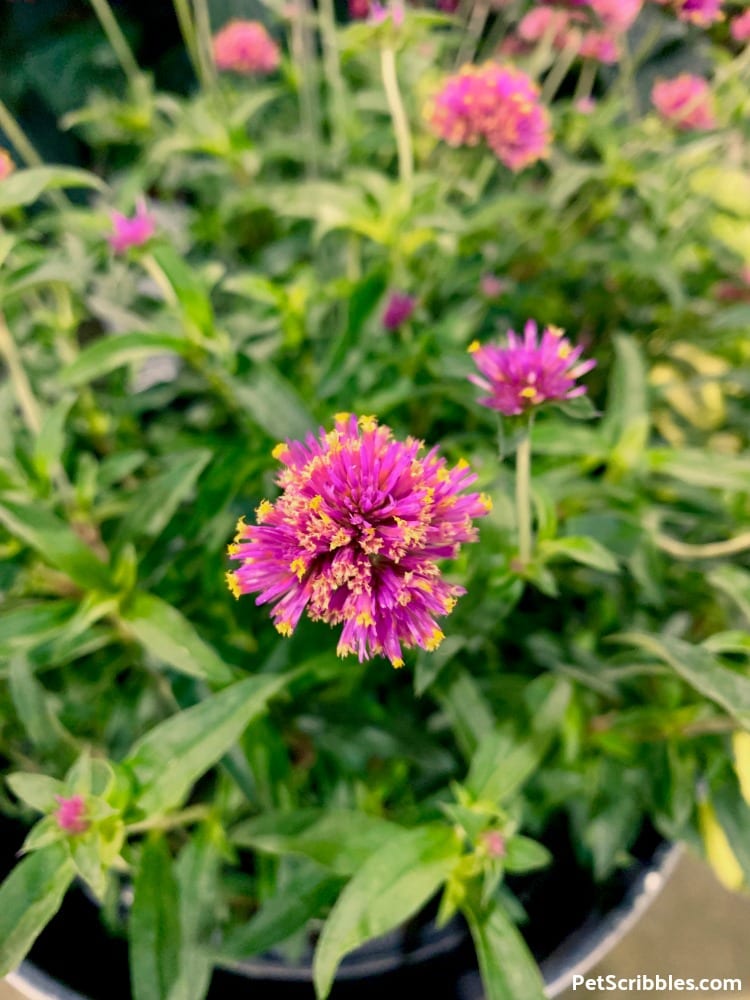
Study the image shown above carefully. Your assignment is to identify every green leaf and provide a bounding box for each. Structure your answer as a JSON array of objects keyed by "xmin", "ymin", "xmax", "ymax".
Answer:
[
  {"xmin": 231, "ymin": 809, "xmax": 402, "ymax": 876},
  {"xmin": 601, "ymin": 335, "xmax": 649, "ymax": 473},
  {"xmin": 217, "ymin": 865, "xmax": 341, "ymax": 963},
  {"xmin": 0, "ymin": 167, "xmax": 105, "ymax": 213},
  {"xmin": 60, "ymin": 332, "xmax": 190, "ymax": 387},
  {"xmin": 0, "ymin": 500, "xmax": 113, "ymax": 591},
  {"xmin": 129, "ymin": 838, "xmax": 181, "ymax": 1000},
  {"xmin": 0, "ymin": 842, "xmax": 76, "ymax": 976},
  {"xmin": 114, "ymin": 450, "xmax": 212, "ymax": 545},
  {"xmin": 313, "ymin": 824, "xmax": 460, "ymax": 1000},
  {"xmin": 463, "ymin": 899, "xmax": 546, "ymax": 1000},
  {"xmin": 9, "ymin": 656, "xmax": 77, "ymax": 755},
  {"xmin": 32, "ymin": 396, "xmax": 75, "ymax": 482},
  {"xmin": 229, "ymin": 365, "xmax": 314, "ymax": 441},
  {"xmin": 708, "ymin": 565, "xmax": 750, "ymax": 624},
  {"xmin": 120, "ymin": 591, "xmax": 234, "ymax": 685},
  {"xmin": 6, "ymin": 772, "xmax": 65, "ymax": 813},
  {"xmin": 503, "ymin": 837, "xmax": 552, "ymax": 874},
  {"xmin": 712, "ymin": 781, "xmax": 750, "ymax": 887},
  {"xmin": 125, "ymin": 673, "xmax": 292, "ymax": 814},
  {"xmin": 615, "ymin": 633, "xmax": 750, "ymax": 730},
  {"xmin": 168, "ymin": 831, "xmax": 221, "ymax": 1000},
  {"xmin": 0, "ymin": 602, "xmax": 76, "ymax": 652},
  {"xmin": 149, "ymin": 246, "xmax": 215, "ymax": 335},
  {"xmin": 438, "ymin": 671, "xmax": 496, "ymax": 759},
  {"xmin": 538, "ymin": 536, "xmax": 620, "ymax": 574},
  {"xmin": 466, "ymin": 729, "xmax": 542, "ymax": 805}
]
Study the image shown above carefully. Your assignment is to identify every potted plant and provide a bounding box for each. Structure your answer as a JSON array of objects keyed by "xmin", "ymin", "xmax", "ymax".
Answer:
[{"xmin": 1, "ymin": 1, "xmax": 749, "ymax": 998}]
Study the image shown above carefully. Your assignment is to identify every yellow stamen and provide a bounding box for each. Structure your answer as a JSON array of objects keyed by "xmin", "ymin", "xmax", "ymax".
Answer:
[
  {"xmin": 275, "ymin": 621, "xmax": 293, "ymax": 637},
  {"xmin": 227, "ymin": 542, "xmax": 241, "ymax": 557},
  {"xmin": 468, "ymin": 340, "xmax": 481, "ymax": 353},
  {"xmin": 290, "ymin": 558, "xmax": 307, "ymax": 581},
  {"xmin": 456, "ymin": 458, "xmax": 469, "ymax": 471},
  {"xmin": 558, "ymin": 343, "xmax": 572, "ymax": 359},
  {"xmin": 234, "ymin": 515, "xmax": 246, "ymax": 543},
  {"xmin": 520, "ymin": 387, "xmax": 538, "ymax": 399},
  {"xmin": 225, "ymin": 571, "xmax": 241, "ymax": 600},
  {"xmin": 425, "ymin": 628, "xmax": 445, "ymax": 652},
  {"xmin": 334, "ymin": 412, "xmax": 351, "ymax": 424},
  {"xmin": 310, "ymin": 494, "xmax": 323, "ymax": 511},
  {"xmin": 442, "ymin": 595, "xmax": 457, "ymax": 613},
  {"xmin": 548, "ymin": 324, "xmax": 565, "ymax": 338},
  {"xmin": 358, "ymin": 414, "xmax": 378, "ymax": 432},
  {"xmin": 391, "ymin": 657, "xmax": 404, "ymax": 669},
  {"xmin": 356, "ymin": 611, "xmax": 375, "ymax": 627},
  {"xmin": 272, "ymin": 442, "xmax": 288, "ymax": 461},
  {"xmin": 255, "ymin": 499, "xmax": 274, "ymax": 522},
  {"xmin": 479, "ymin": 492, "xmax": 493, "ymax": 512}
]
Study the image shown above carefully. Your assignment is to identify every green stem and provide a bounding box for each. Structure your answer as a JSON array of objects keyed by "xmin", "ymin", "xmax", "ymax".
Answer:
[
  {"xmin": 380, "ymin": 46, "xmax": 413, "ymax": 196},
  {"xmin": 290, "ymin": 0, "xmax": 321, "ymax": 177},
  {"xmin": 456, "ymin": 0, "xmax": 490, "ymax": 69},
  {"xmin": 541, "ymin": 39, "xmax": 580, "ymax": 106},
  {"xmin": 318, "ymin": 0, "xmax": 348, "ymax": 162},
  {"xmin": 572, "ymin": 59, "xmax": 597, "ymax": 105},
  {"xmin": 0, "ymin": 99, "xmax": 69, "ymax": 210},
  {"xmin": 125, "ymin": 805, "xmax": 210, "ymax": 835},
  {"xmin": 173, "ymin": 0, "xmax": 203, "ymax": 85},
  {"xmin": 192, "ymin": 0, "xmax": 218, "ymax": 89},
  {"xmin": 515, "ymin": 418, "xmax": 533, "ymax": 565},
  {"xmin": 0, "ymin": 311, "xmax": 42, "ymax": 435},
  {"xmin": 88, "ymin": 0, "xmax": 142, "ymax": 88}
]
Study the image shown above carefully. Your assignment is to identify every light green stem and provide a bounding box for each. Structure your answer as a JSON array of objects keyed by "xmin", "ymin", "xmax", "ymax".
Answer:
[
  {"xmin": 193, "ymin": 0, "xmax": 218, "ymax": 89},
  {"xmin": 318, "ymin": 0, "xmax": 348, "ymax": 161},
  {"xmin": 380, "ymin": 46, "xmax": 413, "ymax": 195},
  {"xmin": 173, "ymin": 0, "xmax": 203, "ymax": 85},
  {"xmin": 515, "ymin": 420, "xmax": 533, "ymax": 565},
  {"xmin": 0, "ymin": 99, "xmax": 44, "ymax": 168},
  {"xmin": 88, "ymin": 0, "xmax": 142, "ymax": 87},
  {"xmin": 0, "ymin": 311, "xmax": 42, "ymax": 435},
  {"xmin": 456, "ymin": 0, "xmax": 490, "ymax": 69},
  {"xmin": 541, "ymin": 38, "xmax": 580, "ymax": 105},
  {"xmin": 573, "ymin": 59, "xmax": 597, "ymax": 105}
]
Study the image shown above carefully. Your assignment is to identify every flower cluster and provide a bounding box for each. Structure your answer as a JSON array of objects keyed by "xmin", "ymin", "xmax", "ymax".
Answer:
[
  {"xmin": 516, "ymin": 0, "xmax": 642, "ymax": 65},
  {"xmin": 651, "ymin": 74, "xmax": 716, "ymax": 131},
  {"xmin": 212, "ymin": 20, "xmax": 280, "ymax": 76},
  {"xmin": 673, "ymin": 0, "xmax": 723, "ymax": 26},
  {"xmin": 227, "ymin": 415, "xmax": 491, "ymax": 667},
  {"xmin": 0, "ymin": 148, "xmax": 14, "ymax": 181},
  {"xmin": 468, "ymin": 321, "xmax": 596, "ymax": 416},
  {"xmin": 731, "ymin": 9, "xmax": 750, "ymax": 41},
  {"xmin": 425, "ymin": 63, "xmax": 551, "ymax": 171},
  {"xmin": 108, "ymin": 199, "xmax": 156, "ymax": 255}
]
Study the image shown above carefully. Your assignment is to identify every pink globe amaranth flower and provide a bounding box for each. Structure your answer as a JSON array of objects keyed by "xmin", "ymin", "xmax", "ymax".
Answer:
[
  {"xmin": 517, "ymin": 6, "xmax": 572, "ymax": 46},
  {"xmin": 674, "ymin": 0, "xmax": 723, "ymax": 26},
  {"xmin": 370, "ymin": 2, "xmax": 404, "ymax": 25},
  {"xmin": 481, "ymin": 830, "xmax": 507, "ymax": 859},
  {"xmin": 54, "ymin": 795, "xmax": 88, "ymax": 835},
  {"xmin": 588, "ymin": 0, "xmax": 643, "ymax": 32},
  {"xmin": 651, "ymin": 74, "xmax": 716, "ymax": 130},
  {"xmin": 227, "ymin": 415, "xmax": 491, "ymax": 667},
  {"xmin": 426, "ymin": 63, "xmax": 551, "ymax": 171},
  {"xmin": 468, "ymin": 320, "xmax": 596, "ymax": 417},
  {"xmin": 349, "ymin": 0, "xmax": 371, "ymax": 17},
  {"xmin": 731, "ymin": 9, "xmax": 750, "ymax": 41},
  {"xmin": 212, "ymin": 20, "xmax": 280, "ymax": 75},
  {"xmin": 480, "ymin": 274, "xmax": 507, "ymax": 299},
  {"xmin": 578, "ymin": 29, "xmax": 619, "ymax": 62},
  {"xmin": 383, "ymin": 291, "xmax": 416, "ymax": 330},
  {"xmin": 108, "ymin": 198, "xmax": 156, "ymax": 255},
  {"xmin": 0, "ymin": 148, "xmax": 14, "ymax": 181}
]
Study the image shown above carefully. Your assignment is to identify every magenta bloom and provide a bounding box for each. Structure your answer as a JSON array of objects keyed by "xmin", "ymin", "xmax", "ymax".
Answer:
[
  {"xmin": 674, "ymin": 0, "xmax": 723, "ymax": 26},
  {"xmin": 227, "ymin": 415, "xmax": 491, "ymax": 667},
  {"xmin": 0, "ymin": 148, "xmax": 14, "ymax": 181},
  {"xmin": 426, "ymin": 63, "xmax": 551, "ymax": 171},
  {"xmin": 383, "ymin": 291, "xmax": 416, "ymax": 330},
  {"xmin": 578, "ymin": 29, "xmax": 619, "ymax": 62},
  {"xmin": 108, "ymin": 199, "xmax": 156, "ymax": 254},
  {"xmin": 651, "ymin": 74, "xmax": 716, "ymax": 130},
  {"xmin": 212, "ymin": 20, "xmax": 280, "ymax": 75},
  {"xmin": 731, "ymin": 10, "xmax": 750, "ymax": 41},
  {"xmin": 54, "ymin": 795, "xmax": 88, "ymax": 835},
  {"xmin": 468, "ymin": 321, "xmax": 596, "ymax": 417},
  {"xmin": 348, "ymin": 0, "xmax": 371, "ymax": 17},
  {"xmin": 588, "ymin": 0, "xmax": 643, "ymax": 32}
]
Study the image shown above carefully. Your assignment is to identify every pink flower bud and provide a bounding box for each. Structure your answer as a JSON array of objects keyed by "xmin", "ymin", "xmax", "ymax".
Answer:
[
  {"xmin": 54, "ymin": 795, "xmax": 88, "ymax": 835},
  {"xmin": 482, "ymin": 830, "xmax": 507, "ymax": 858},
  {"xmin": 108, "ymin": 198, "xmax": 156, "ymax": 254},
  {"xmin": 0, "ymin": 149, "xmax": 15, "ymax": 181},
  {"xmin": 212, "ymin": 20, "xmax": 281, "ymax": 76}
]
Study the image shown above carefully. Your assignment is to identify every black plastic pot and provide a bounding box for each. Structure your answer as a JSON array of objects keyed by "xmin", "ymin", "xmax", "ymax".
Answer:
[{"xmin": 5, "ymin": 834, "xmax": 680, "ymax": 1000}]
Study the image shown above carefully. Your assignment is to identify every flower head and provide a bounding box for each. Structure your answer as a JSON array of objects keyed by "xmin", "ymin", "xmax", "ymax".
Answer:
[
  {"xmin": 651, "ymin": 74, "xmax": 716, "ymax": 130},
  {"xmin": 212, "ymin": 20, "xmax": 280, "ymax": 75},
  {"xmin": 425, "ymin": 63, "xmax": 551, "ymax": 171},
  {"xmin": 588, "ymin": 0, "xmax": 643, "ymax": 32},
  {"xmin": 54, "ymin": 794, "xmax": 88, "ymax": 835},
  {"xmin": 383, "ymin": 291, "xmax": 416, "ymax": 330},
  {"xmin": 674, "ymin": 0, "xmax": 723, "ymax": 26},
  {"xmin": 348, "ymin": 0, "xmax": 371, "ymax": 17},
  {"xmin": 0, "ymin": 148, "xmax": 15, "ymax": 181},
  {"xmin": 468, "ymin": 320, "xmax": 596, "ymax": 416},
  {"xmin": 227, "ymin": 415, "xmax": 490, "ymax": 667},
  {"xmin": 108, "ymin": 198, "xmax": 156, "ymax": 254},
  {"xmin": 731, "ymin": 9, "xmax": 750, "ymax": 42}
]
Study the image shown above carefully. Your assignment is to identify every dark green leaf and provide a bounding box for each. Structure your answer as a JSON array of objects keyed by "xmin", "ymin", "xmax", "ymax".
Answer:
[
  {"xmin": 503, "ymin": 837, "xmax": 552, "ymax": 874},
  {"xmin": 149, "ymin": 246, "xmax": 215, "ymax": 335},
  {"xmin": 466, "ymin": 729, "xmax": 542, "ymax": 805},
  {"xmin": 539, "ymin": 536, "xmax": 620, "ymax": 574},
  {"xmin": 463, "ymin": 899, "xmax": 546, "ymax": 1000},
  {"xmin": 114, "ymin": 450, "xmax": 211, "ymax": 545},
  {"xmin": 60, "ymin": 332, "xmax": 190, "ymax": 387},
  {"xmin": 0, "ymin": 167, "xmax": 105, "ymax": 213},
  {"xmin": 229, "ymin": 365, "xmax": 314, "ymax": 441}
]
